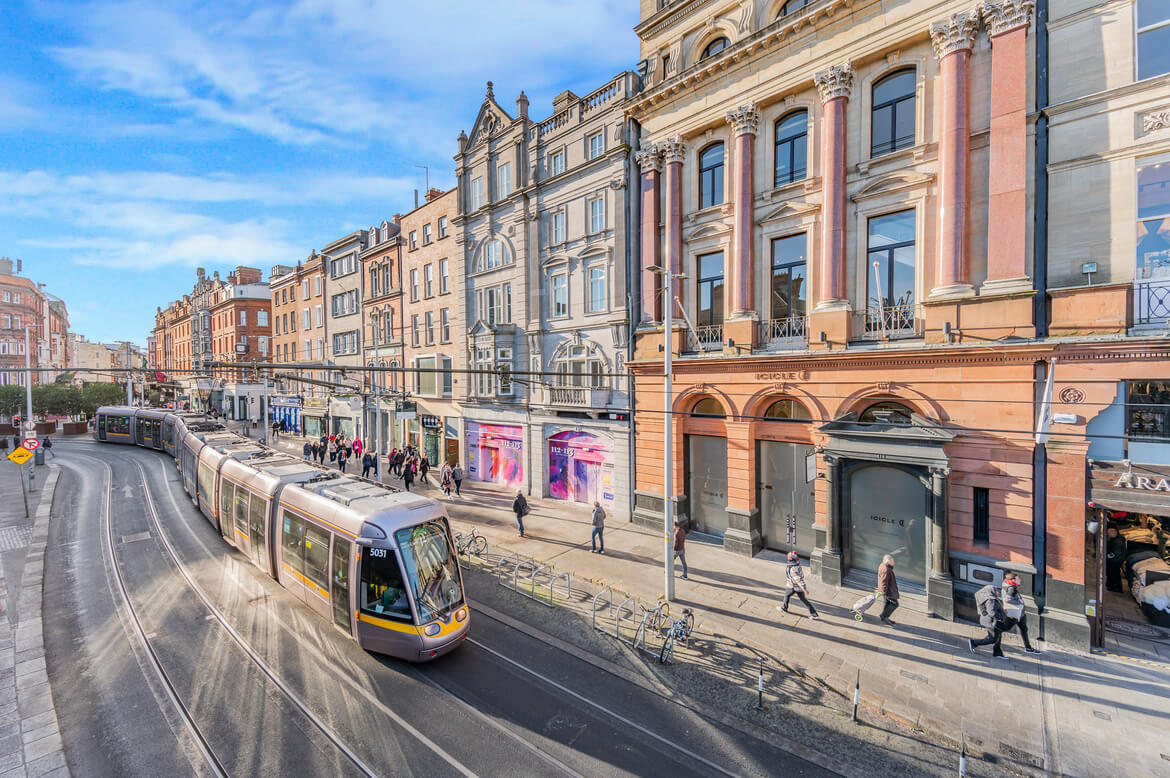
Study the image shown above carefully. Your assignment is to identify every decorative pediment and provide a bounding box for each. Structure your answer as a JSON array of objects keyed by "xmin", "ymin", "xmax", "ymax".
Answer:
[
  {"xmin": 685, "ymin": 221, "xmax": 732, "ymax": 242},
  {"xmin": 758, "ymin": 199, "xmax": 820, "ymax": 225},
  {"xmin": 468, "ymin": 319, "xmax": 495, "ymax": 337},
  {"xmin": 850, "ymin": 170, "xmax": 934, "ymax": 201},
  {"xmin": 467, "ymin": 83, "xmax": 514, "ymax": 148}
]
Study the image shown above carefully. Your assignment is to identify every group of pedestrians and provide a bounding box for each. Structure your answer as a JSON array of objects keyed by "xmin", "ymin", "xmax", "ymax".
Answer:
[
  {"xmin": 437, "ymin": 461, "xmax": 464, "ymax": 497},
  {"xmin": 302, "ymin": 433, "xmax": 364, "ymax": 474}
]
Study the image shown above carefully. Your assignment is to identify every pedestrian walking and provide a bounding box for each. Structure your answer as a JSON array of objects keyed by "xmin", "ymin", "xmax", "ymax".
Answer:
[
  {"xmin": 329, "ymin": 439, "xmax": 337, "ymax": 462},
  {"xmin": 969, "ymin": 583, "xmax": 1009, "ymax": 658},
  {"xmin": 337, "ymin": 448, "xmax": 348, "ymax": 473},
  {"xmin": 402, "ymin": 460, "xmax": 415, "ymax": 492},
  {"xmin": 779, "ymin": 551, "xmax": 819, "ymax": 619},
  {"xmin": 440, "ymin": 463, "xmax": 453, "ymax": 498},
  {"xmin": 1001, "ymin": 572, "xmax": 1041, "ymax": 654},
  {"xmin": 513, "ymin": 492, "xmax": 530, "ymax": 537},
  {"xmin": 303, "ymin": 441, "xmax": 312, "ymax": 461},
  {"xmin": 452, "ymin": 463, "xmax": 464, "ymax": 496},
  {"xmin": 280, "ymin": 418, "xmax": 287, "ymax": 434},
  {"xmin": 419, "ymin": 455, "xmax": 430, "ymax": 484},
  {"xmin": 361, "ymin": 453, "xmax": 373, "ymax": 479},
  {"xmin": 1105, "ymin": 527, "xmax": 1127, "ymax": 592},
  {"xmin": 354, "ymin": 438, "xmax": 363, "ymax": 457},
  {"xmin": 672, "ymin": 517, "xmax": 688, "ymax": 579},
  {"xmin": 590, "ymin": 501, "xmax": 605, "ymax": 553},
  {"xmin": 877, "ymin": 554, "xmax": 900, "ymax": 625}
]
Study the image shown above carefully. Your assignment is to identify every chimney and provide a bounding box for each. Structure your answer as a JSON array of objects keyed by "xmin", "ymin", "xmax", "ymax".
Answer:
[
  {"xmin": 425, "ymin": 188, "xmax": 444, "ymax": 203},
  {"xmin": 392, "ymin": 214, "xmax": 402, "ymax": 224},
  {"xmin": 15, "ymin": 259, "xmax": 21, "ymax": 274},
  {"xmin": 0, "ymin": 258, "xmax": 12, "ymax": 276},
  {"xmin": 553, "ymin": 90, "xmax": 579, "ymax": 114},
  {"xmin": 516, "ymin": 90, "xmax": 529, "ymax": 120}
]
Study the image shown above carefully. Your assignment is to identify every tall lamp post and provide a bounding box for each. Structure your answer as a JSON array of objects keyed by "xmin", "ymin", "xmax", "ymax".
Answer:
[
  {"xmin": 647, "ymin": 265, "xmax": 685, "ymax": 602},
  {"xmin": 368, "ymin": 320, "xmax": 384, "ymax": 483}
]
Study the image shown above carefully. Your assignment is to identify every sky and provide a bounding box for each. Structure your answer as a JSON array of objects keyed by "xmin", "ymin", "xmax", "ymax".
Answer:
[{"xmin": 0, "ymin": 0, "xmax": 640, "ymax": 345}]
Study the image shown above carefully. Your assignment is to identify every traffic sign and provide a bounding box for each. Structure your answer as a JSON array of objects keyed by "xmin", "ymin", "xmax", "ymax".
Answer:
[
  {"xmin": 21, "ymin": 438, "xmax": 39, "ymax": 451},
  {"xmin": 7, "ymin": 447, "xmax": 32, "ymax": 466}
]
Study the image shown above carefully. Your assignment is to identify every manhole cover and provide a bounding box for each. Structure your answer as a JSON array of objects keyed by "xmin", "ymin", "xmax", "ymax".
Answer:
[{"xmin": 1104, "ymin": 617, "xmax": 1170, "ymax": 642}]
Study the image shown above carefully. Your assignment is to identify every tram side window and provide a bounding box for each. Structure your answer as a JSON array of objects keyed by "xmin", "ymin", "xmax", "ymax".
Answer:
[
  {"xmin": 220, "ymin": 480, "xmax": 234, "ymax": 527},
  {"xmin": 303, "ymin": 524, "xmax": 330, "ymax": 590},
  {"xmin": 282, "ymin": 512, "xmax": 305, "ymax": 574},
  {"xmin": 197, "ymin": 463, "xmax": 214, "ymax": 507},
  {"xmin": 246, "ymin": 494, "xmax": 265, "ymax": 543},
  {"xmin": 110, "ymin": 415, "xmax": 130, "ymax": 435},
  {"xmin": 359, "ymin": 547, "xmax": 412, "ymax": 621},
  {"xmin": 234, "ymin": 487, "xmax": 250, "ymax": 538},
  {"xmin": 98, "ymin": 415, "xmax": 106, "ymax": 437}
]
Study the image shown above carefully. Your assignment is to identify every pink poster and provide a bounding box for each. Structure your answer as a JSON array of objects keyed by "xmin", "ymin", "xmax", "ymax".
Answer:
[
  {"xmin": 548, "ymin": 431, "xmax": 614, "ymax": 506},
  {"xmin": 466, "ymin": 422, "xmax": 524, "ymax": 489}
]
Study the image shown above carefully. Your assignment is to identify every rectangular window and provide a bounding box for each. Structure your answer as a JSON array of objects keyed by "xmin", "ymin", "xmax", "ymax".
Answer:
[
  {"xmin": 411, "ymin": 314, "xmax": 419, "ymax": 346},
  {"xmin": 303, "ymin": 338, "xmax": 311, "ymax": 358},
  {"xmin": 438, "ymin": 216, "xmax": 449, "ymax": 238},
  {"xmin": 439, "ymin": 258, "xmax": 449, "ymax": 294},
  {"xmin": 551, "ymin": 273, "xmax": 568, "ymax": 317},
  {"xmin": 973, "ymin": 487, "xmax": 990, "ymax": 546},
  {"xmin": 552, "ymin": 211, "xmax": 566, "ymax": 244},
  {"xmin": 550, "ymin": 150, "xmax": 566, "ymax": 175},
  {"xmin": 589, "ymin": 197, "xmax": 605, "ymax": 233},
  {"xmin": 239, "ymin": 310, "xmax": 247, "ymax": 326},
  {"xmin": 588, "ymin": 132, "xmax": 604, "ymax": 159},
  {"xmin": 258, "ymin": 310, "xmax": 269, "ymax": 327},
  {"xmin": 497, "ymin": 162, "xmax": 511, "ymax": 199},
  {"xmin": 475, "ymin": 348, "xmax": 493, "ymax": 395},
  {"xmin": 496, "ymin": 348, "xmax": 513, "ymax": 395},
  {"xmin": 866, "ymin": 209, "xmax": 917, "ymax": 312},
  {"xmin": 258, "ymin": 336, "xmax": 268, "ymax": 356},
  {"xmin": 313, "ymin": 305, "xmax": 323, "ymax": 327},
  {"xmin": 696, "ymin": 251, "xmax": 725, "ymax": 327},
  {"xmin": 282, "ymin": 511, "xmax": 305, "ymax": 575},
  {"xmin": 471, "ymin": 177, "xmax": 483, "ymax": 210},
  {"xmin": 1127, "ymin": 380, "xmax": 1170, "ymax": 440},
  {"xmin": 1138, "ymin": 2, "xmax": 1170, "ymax": 81},
  {"xmin": 423, "ymin": 224, "xmax": 432, "ymax": 244},
  {"xmin": 314, "ymin": 276, "xmax": 322, "ymax": 296},
  {"xmin": 359, "ymin": 546, "xmax": 411, "ymax": 621},
  {"xmin": 770, "ymin": 234, "xmax": 808, "ymax": 322},
  {"xmin": 587, "ymin": 265, "xmax": 607, "ymax": 312},
  {"xmin": 302, "ymin": 279, "xmax": 310, "ymax": 298},
  {"xmin": 302, "ymin": 308, "xmax": 310, "ymax": 329},
  {"xmin": 410, "ymin": 231, "xmax": 418, "ymax": 250},
  {"xmin": 1137, "ymin": 160, "xmax": 1170, "ymax": 293},
  {"xmin": 425, "ymin": 312, "xmax": 434, "ymax": 344},
  {"xmin": 281, "ymin": 288, "xmax": 287, "ymax": 305},
  {"xmin": 410, "ymin": 269, "xmax": 419, "ymax": 301},
  {"xmin": 440, "ymin": 308, "xmax": 450, "ymax": 342},
  {"xmin": 442, "ymin": 356, "xmax": 453, "ymax": 395},
  {"xmin": 424, "ymin": 265, "xmax": 434, "ymax": 297},
  {"xmin": 416, "ymin": 356, "xmax": 437, "ymax": 396},
  {"xmin": 485, "ymin": 287, "xmax": 502, "ymax": 325}
]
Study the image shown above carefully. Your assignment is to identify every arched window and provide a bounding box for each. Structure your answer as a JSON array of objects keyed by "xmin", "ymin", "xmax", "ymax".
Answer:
[
  {"xmin": 774, "ymin": 110, "xmax": 808, "ymax": 186},
  {"xmin": 779, "ymin": 0, "xmax": 810, "ymax": 16},
  {"xmin": 691, "ymin": 397, "xmax": 726, "ymax": 417},
  {"xmin": 554, "ymin": 345, "xmax": 605, "ymax": 388},
  {"xmin": 698, "ymin": 142, "xmax": 725, "ymax": 209},
  {"xmin": 700, "ymin": 37, "xmax": 729, "ymax": 60},
  {"xmin": 859, "ymin": 401, "xmax": 914, "ymax": 425},
  {"xmin": 871, "ymin": 69, "xmax": 917, "ymax": 157},
  {"xmin": 481, "ymin": 238, "xmax": 508, "ymax": 271},
  {"xmin": 762, "ymin": 399, "xmax": 811, "ymax": 421}
]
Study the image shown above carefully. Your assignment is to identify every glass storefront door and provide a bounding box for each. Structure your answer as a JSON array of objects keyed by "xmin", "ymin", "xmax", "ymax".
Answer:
[
  {"xmin": 757, "ymin": 440, "xmax": 816, "ymax": 556},
  {"xmin": 687, "ymin": 434, "xmax": 728, "ymax": 537},
  {"xmin": 847, "ymin": 464, "xmax": 928, "ymax": 587}
]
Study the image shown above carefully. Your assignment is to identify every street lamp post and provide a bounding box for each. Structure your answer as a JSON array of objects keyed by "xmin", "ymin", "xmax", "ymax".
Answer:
[
  {"xmin": 24, "ymin": 326, "xmax": 34, "ymax": 493},
  {"xmin": 648, "ymin": 265, "xmax": 683, "ymax": 602}
]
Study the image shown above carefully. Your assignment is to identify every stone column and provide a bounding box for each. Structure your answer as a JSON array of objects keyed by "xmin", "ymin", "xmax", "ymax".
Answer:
[
  {"xmin": 661, "ymin": 137, "xmax": 687, "ymax": 321},
  {"xmin": 814, "ymin": 453, "xmax": 844, "ymax": 586},
  {"xmin": 635, "ymin": 144, "xmax": 663, "ymax": 322},
  {"xmin": 981, "ymin": 0, "xmax": 1035, "ymax": 293},
  {"xmin": 929, "ymin": 13, "xmax": 979, "ymax": 299},
  {"xmin": 927, "ymin": 466, "xmax": 954, "ymax": 620},
  {"xmin": 726, "ymin": 104, "xmax": 760, "ymax": 318},
  {"xmin": 813, "ymin": 64, "xmax": 854, "ymax": 311}
]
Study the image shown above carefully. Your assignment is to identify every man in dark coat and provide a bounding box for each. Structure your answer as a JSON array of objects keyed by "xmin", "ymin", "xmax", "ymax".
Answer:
[
  {"xmin": 1105, "ymin": 527, "xmax": 1127, "ymax": 592},
  {"xmin": 970, "ymin": 584, "xmax": 1009, "ymax": 658},
  {"xmin": 878, "ymin": 554, "xmax": 900, "ymax": 625},
  {"xmin": 512, "ymin": 492, "xmax": 529, "ymax": 537}
]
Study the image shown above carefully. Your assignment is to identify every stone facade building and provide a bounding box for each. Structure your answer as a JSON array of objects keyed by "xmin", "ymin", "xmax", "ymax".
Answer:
[
  {"xmin": 322, "ymin": 230, "xmax": 367, "ymax": 437},
  {"xmin": 360, "ymin": 218, "xmax": 403, "ymax": 453}
]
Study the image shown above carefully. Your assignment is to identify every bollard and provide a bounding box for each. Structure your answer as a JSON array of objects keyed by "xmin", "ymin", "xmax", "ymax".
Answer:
[
  {"xmin": 754, "ymin": 656, "xmax": 766, "ymax": 710},
  {"xmin": 851, "ymin": 668, "xmax": 860, "ymax": 723},
  {"xmin": 959, "ymin": 734, "xmax": 967, "ymax": 777}
]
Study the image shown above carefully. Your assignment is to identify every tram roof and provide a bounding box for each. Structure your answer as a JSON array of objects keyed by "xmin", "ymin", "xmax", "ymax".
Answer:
[{"xmin": 286, "ymin": 473, "xmax": 446, "ymax": 537}]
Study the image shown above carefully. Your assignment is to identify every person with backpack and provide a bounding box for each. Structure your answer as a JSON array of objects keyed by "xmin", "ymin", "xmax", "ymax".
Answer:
[
  {"xmin": 402, "ymin": 459, "xmax": 416, "ymax": 492},
  {"xmin": 590, "ymin": 501, "xmax": 605, "ymax": 553},
  {"xmin": 779, "ymin": 551, "xmax": 819, "ymax": 619},
  {"xmin": 1002, "ymin": 572, "xmax": 1041, "ymax": 654},
  {"xmin": 361, "ymin": 452, "xmax": 373, "ymax": 478},
  {"xmin": 969, "ymin": 583, "xmax": 1010, "ymax": 658},
  {"xmin": 513, "ymin": 491, "xmax": 530, "ymax": 537},
  {"xmin": 337, "ymin": 447, "xmax": 348, "ymax": 473},
  {"xmin": 452, "ymin": 463, "xmax": 464, "ymax": 496},
  {"xmin": 877, "ymin": 554, "xmax": 900, "ymax": 625}
]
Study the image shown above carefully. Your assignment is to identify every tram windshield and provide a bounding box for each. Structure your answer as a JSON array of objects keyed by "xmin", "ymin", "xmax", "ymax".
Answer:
[{"xmin": 395, "ymin": 520, "xmax": 462, "ymax": 623}]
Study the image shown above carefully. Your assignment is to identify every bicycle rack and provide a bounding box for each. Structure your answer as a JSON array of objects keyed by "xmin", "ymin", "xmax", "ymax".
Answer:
[
  {"xmin": 496, "ymin": 551, "xmax": 518, "ymax": 580},
  {"xmin": 548, "ymin": 571, "xmax": 571, "ymax": 606},
  {"xmin": 615, "ymin": 597, "xmax": 641, "ymax": 646},
  {"xmin": 592, "ymin": 587, "xmax": 612, "ymax": 633}
]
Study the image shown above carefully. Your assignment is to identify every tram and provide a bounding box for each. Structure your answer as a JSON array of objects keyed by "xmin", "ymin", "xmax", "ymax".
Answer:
[{"xmin": 92, "ymin": 406, "xmax": 469, "ymax": 661}]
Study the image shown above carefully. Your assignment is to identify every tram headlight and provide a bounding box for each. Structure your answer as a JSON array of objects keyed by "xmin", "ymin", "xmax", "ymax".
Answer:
[
  {"xmin": 422, "ymin": 622, "xmax": 442, "ymax": 637},
  {"xmin": 454, "ymin": 607, "xmax": 468, "ymax": 623}
]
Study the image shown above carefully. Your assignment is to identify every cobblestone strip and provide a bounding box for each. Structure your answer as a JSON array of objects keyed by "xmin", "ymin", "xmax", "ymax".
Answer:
[{"xmin": 6, "ymin": 465, "xmax": 69, "ymax": 778}]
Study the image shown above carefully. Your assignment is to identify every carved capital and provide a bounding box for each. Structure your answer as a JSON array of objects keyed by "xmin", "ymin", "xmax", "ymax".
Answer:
[
  {"xmin": 635, "ymin": 144, "xmax": 663, "ymax": 173},
  {"xmin": 930, "ymin": 12, "xmax": 979, "ymax": 58},
  {"xmin": 726, "ymin": 103, "xmax": 761, "ymax": 137},
  {"xmin": 1144, "ymin": 110, "xmax": 1170, "ymax": 133},
  {"xmin": 979, "ymin": 0, "xmax": 1034, "ymax": 36},
  {"xmin": 814, "ymin": 63, "xmax": 855, "ymax": 102},
  {"xmin": 660, "ymin": 136, "xmax": 687, "ymax": 165}
]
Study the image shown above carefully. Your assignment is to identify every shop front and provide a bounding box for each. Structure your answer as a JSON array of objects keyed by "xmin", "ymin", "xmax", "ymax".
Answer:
[
  {"xmin": 1087, "ymin": 460, "xmax": 1170, "ymax": 657},
  {"xmin": 329, "ymin": 396, "xmax": 361, "ymax": 438},
  {"xmin": 303, "ymin": 397, "xmax": 327, "ymax": 440},
  {"xmin": 419, "ymin": 414, "xmax": 442, "ymax": 465},
  {"xmin": 548, "ymin": 430, "xmax": 616, "ymax": 509},
  {"xmin": 466, "ymin": 421, "xmax": 524, "ymax": 489},
  {"xmin": 444, "ymin": 418, "xmax": 460, "ymax": 466},
  {"xmin": 270, "ymin": 395, "xmax": 302, "ymax": 435}
]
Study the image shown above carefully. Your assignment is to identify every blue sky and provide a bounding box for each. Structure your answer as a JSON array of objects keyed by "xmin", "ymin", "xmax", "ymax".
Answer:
[{"xmin": 0, "ymin": 0, "xmax": 639, "ymax": 344}]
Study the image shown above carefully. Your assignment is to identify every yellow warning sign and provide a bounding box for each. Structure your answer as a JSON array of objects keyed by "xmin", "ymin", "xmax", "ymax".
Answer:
[{"xmin": 7, "ymin": 447, "xmax": 32, "ymax": 465}]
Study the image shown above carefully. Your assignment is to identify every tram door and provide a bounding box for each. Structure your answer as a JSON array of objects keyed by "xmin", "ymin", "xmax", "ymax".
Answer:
[
  {"xmin": 249, "ymin": 497, "xmax": 267, "ymax": 571},
  {"xmin": 331, "ymin": 538, "xmax": 352, "ymax": 633}
]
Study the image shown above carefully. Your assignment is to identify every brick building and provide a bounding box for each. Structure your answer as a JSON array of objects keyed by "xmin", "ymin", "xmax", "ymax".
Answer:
[
  {"xmin": 268, "ymin": 253, "xmax": 329, "ymax": 435},
  {"xmin": 0, "ymin": 258, "xmax": 69, "ymax": 388},
  {"xmin": 360, "ymin": 217, "xmax": 403, "ymax": 453}
]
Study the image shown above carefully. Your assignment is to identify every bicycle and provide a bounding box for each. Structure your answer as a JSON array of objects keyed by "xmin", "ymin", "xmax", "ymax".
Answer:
[
  {"xmin": 454, "ymin": 528, "xmax": 488, "ymax": 557},
  {"xmin": 646, "ymin": 596, "xmax": 671, "ymax": 631},
  {"xmin": 659, "ymin": 607, "xmax": 695, "ymax": 665}
]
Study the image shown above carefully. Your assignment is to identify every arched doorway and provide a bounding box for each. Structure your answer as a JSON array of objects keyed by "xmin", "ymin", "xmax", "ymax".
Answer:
[
  {"xmin": 755, "ymin": 399, "xmax": 816, "ymax": 556},
  {"xmin": 684, "ymin": 396, "xmax": 728, "ymax": 537},
  {"xmin": 845, "ymin": 463, "xmax": 928, "ymax": 587}
]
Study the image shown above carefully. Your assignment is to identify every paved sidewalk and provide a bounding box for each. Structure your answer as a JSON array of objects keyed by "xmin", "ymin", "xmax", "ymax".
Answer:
[
  {"xmin": 0, "ymin": 459, "xmax": 68, "ymax": 778},
  {"xmin": 257, "ymin": 429, "xmax": 1170, "ymax": 776}
]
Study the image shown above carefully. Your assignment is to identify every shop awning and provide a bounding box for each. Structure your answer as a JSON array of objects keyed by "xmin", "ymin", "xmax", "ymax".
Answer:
[{"xmin": 1089, "ymin": 460, "xmax": 1170, "ymax": 515}]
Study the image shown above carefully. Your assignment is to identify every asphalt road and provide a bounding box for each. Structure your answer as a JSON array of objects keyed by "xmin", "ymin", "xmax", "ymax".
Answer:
[{"xmin": 44, "ymin": 439, "xmax": 835, "ymax": 777}]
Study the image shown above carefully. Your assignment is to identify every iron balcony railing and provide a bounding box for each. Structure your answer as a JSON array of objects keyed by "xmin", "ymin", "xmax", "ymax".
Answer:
[
  {"xmin": 759, "ymin": 315, "xmax": 808, "ymax": 345},
  {"xmin": 861, "ymin": 303, "xmax": 920, "ymax": 338},
  {"xmin": 685, "ymin": 324, "xmax": 724, "ymax": 353},
  {"xmin": 1134, "ymin": 280, "xmax": 1170, "ymax": 326}
]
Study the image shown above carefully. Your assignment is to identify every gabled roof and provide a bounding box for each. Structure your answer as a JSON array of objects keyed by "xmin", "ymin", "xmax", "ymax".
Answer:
[{"xmin": 466, "ymin": 81, "xmax": 514, "ymax": 149}]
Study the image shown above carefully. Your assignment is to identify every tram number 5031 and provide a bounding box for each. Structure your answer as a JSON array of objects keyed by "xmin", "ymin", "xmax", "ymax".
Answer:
[{"xmin": 369, "ymin": 548, "xmax": 388, "ymax": 558}]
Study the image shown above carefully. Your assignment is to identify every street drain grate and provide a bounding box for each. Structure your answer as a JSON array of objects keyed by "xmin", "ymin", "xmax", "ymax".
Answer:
[
  {"xmin": 998, "ymin": 743, "xmax": 1043, "ymax": 768},
  {"xmin": 898, "ymin": 669, "xmax": 929, "ymax": 684},
  {"xmin": 121, "ymin": 532, "xmax": 152, "ymax": 544},
  {"xmin": 1093, "ymin": 710, "xmax": 1112, "ymax": 721}
]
